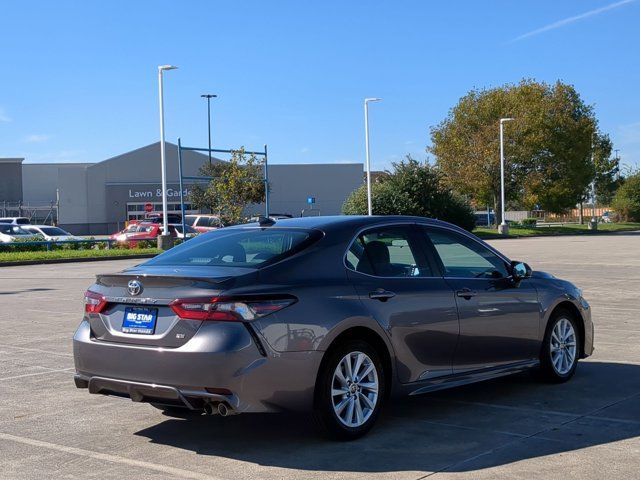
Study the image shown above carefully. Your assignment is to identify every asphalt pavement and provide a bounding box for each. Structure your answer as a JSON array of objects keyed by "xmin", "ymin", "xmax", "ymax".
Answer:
[{"xmin": 0, "ymin": 232, "xmax": 638, "ymax": 479}]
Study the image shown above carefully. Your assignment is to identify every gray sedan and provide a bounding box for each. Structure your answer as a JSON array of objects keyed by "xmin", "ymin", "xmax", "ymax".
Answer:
[{"xmin": 73, "ymin": 216, "xmax": 593, "ymax": 439}]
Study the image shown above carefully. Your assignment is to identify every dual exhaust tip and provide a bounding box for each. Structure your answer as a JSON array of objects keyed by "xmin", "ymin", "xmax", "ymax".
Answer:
[{"xmin": 203, "ymin": 401, "xmax": 235, "ymax": 417}]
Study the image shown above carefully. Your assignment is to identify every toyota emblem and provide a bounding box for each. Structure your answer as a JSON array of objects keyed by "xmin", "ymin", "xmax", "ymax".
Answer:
[{"xmin": 127, "ymin": 279, "xmax": 143, "ymax": 296}]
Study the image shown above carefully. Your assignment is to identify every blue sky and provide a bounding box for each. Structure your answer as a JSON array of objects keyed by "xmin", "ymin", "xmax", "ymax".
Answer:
[{"xmin": 1, "ymin": 0, "xmax": 639, "ymax": 171}]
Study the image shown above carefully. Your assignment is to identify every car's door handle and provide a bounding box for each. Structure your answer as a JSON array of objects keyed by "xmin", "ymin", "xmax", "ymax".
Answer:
[
  {"xmin": 369, "ymin": 289, "xmax": 396, "ymax": 301},
  {"xmin": 456, "ymin": 288, "xmax": 477, "ymax": 299}
]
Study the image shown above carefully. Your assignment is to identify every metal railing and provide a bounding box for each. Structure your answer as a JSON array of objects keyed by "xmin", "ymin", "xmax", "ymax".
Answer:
[{"xmin": 0, "ymin": 238, "xmax": 119, "ymax": 251}]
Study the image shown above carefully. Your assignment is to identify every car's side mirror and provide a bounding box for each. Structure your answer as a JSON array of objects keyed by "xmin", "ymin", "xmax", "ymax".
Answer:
[{"xmin": 510, "ymin": 261, "xmax": 532, "ymax": 282}]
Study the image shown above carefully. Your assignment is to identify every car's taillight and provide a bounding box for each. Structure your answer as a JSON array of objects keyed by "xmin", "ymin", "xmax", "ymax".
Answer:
[
  {"xmin": 170, "ymin": 296, "xmax": 296, "ymax": 322},
  {"xmin": 84, "ymin": 290, "xmax": 108, "ymax": 314}
]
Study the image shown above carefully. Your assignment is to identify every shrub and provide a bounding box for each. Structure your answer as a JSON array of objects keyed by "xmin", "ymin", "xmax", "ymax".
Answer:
[
  {"xmin": 521, "ymin": 218, "xmax": 538, "ymax": 227},
  {"xmin": 612, "ymin": 173, "xmax": 640, "ymax": 222},
  {"xmin": 342, "ymin": 157, "xmax": 476, "ymax": 231}
]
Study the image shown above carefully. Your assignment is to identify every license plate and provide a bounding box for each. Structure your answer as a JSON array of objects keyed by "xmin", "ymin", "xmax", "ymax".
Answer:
[{"xmin": 122, "ymin": 307, "xmax": 158, "ymax": 335}]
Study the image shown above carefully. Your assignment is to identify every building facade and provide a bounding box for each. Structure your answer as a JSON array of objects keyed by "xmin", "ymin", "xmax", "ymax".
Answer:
[{"xmin": 2, "ymin": 142, "xmax": 364, "ymax": 234}]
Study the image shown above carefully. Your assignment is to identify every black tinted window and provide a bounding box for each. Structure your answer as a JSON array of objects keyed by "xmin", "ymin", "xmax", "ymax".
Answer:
[{"xmin": 145, "ymin": 228, "xmax": 321, "ymax": 268}]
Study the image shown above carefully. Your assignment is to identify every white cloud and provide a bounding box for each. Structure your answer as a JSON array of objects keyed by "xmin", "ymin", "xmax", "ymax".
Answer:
[
  {"xmin": 0, "ymin": 107, "xmax": 11, "ymax": 123},
  {"xmin": 511, "ymin": 0, "xmax": 636, "ymax": 42},
  {"xmin": 300, "ymin": 147, "xmax": 310, "ymax": 154},
  {"xmin": 24, "ymin": 134, "xmax": 53, "ymax": 143}
]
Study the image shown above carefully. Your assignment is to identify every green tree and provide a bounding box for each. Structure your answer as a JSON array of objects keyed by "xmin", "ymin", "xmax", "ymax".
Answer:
[
  {"xmin": 189, "ymin": 148, "xmax": 266, "ymax": 225},
  {"xmin": 611, "ymin": 172, "xmax": 640, "ymax": 221},
  {"xmin": 430, "ymin": 79, "xmax": 611, "ymax": 219},
  {"xmin": 342, "ymin": 156, "xmax": 476, "ymax": 231},
  {"xmin": 591, "ymin": 133, "xmax": 619, "ymax": 205}
]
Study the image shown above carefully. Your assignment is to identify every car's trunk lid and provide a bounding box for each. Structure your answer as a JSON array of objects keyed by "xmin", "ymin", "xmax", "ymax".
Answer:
[{"xmin": 87, "ymin": 265, "xmax": 257, "ymax": 347}]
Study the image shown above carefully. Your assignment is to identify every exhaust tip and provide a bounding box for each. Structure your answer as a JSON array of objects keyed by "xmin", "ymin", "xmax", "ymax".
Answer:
[
  {"xmin": 217, "ymin": 403, "xmax": 229, "ymax": 417},
  {"xmin": 203, "ymin": 402, "xmax": 218, "ymax": 415}
]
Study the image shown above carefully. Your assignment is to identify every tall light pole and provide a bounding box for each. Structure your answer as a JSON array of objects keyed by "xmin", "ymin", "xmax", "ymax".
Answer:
[
  {"xmin": 201, "ymin": 94, "xmax": 217, "ymax": 165},
  {"xmin": 364, "ymin": 98, "xmax": 381, "ymax": 216},
  {"xmin": 499, "ymin": 117, "xmax": 514, "ymax": 235},
  {"xmin": 158, "ymin": 64, "xmax": 178, "ymax": 249}
]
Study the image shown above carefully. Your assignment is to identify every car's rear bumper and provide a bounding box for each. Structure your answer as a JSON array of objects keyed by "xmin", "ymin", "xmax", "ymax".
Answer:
[{"xmin": 73, "ymin": 320, "xmax": 323, "ymax": 413}]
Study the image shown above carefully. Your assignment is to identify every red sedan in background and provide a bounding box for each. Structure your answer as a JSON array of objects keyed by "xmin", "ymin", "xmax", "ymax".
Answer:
[{"xmin": 110, "ymin": 222, "xmax": 197, "ymax": 245}]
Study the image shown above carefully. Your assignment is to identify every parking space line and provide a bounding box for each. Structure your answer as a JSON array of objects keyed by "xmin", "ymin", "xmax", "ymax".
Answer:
[
  {"xmin": 388, "ymin": 416, "xmax": 529, "ymax": 438},
  {"xmin": 430, "ymin": 399, "xmax": 578, "ymax": 419},
  {"xmin": 0, "ymin": 432, "xmax": 222, "ymax": 480},
  {"xmin": 421, "ymin": 390, "xmax": 640, "ymax": 479},
  {"xmin": 0, "ymin": 368, "xmax": 74, "ymax": 381},
  {"xmin": 0, "ymin": 344, "xmax": 73, "ymax": 357}
]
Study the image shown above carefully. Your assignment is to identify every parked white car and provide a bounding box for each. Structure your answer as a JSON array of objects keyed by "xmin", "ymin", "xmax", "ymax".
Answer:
[
  {"xmin": 0, "ymin": 217, "xmax": 30, "ymax": 226},
  {"xmin": 0, "ymin": 223, "xmax": 42, "ymax": 243},
  {"xmin": 21, "ymin": 225, "xmax": 80, "ymax": 241}
]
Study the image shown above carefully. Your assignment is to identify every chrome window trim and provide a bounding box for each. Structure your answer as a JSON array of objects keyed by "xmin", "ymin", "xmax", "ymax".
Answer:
[{"xmin": 342, "ymin": 220, "xmax": 513, "ymax": 280}]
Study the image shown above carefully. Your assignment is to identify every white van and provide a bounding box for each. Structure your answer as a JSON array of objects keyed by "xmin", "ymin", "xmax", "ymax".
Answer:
[{"xmin": 0, "ymin": 217, "xmax": 30, "ymax": 225}]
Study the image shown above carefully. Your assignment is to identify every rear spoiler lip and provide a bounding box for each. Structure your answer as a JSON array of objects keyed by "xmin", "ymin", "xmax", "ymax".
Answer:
[{"xmin": 96, "ymin": 273, "xmax": 236, "ymax": 286}]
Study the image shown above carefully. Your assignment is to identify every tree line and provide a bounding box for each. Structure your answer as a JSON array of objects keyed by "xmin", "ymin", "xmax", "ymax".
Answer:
[{"xmin": 344, "ymin": 79, "xmax": 639, "ymax": 227}]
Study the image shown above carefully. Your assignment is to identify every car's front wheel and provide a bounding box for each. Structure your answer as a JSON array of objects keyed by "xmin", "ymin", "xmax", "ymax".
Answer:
[
  {"xmin": 540, "ymin": 310, "xmax": 580, "ymax": 382},
  {"xmin": 313, "ymin": 340, "xmax": 385, "ymax": 440}
]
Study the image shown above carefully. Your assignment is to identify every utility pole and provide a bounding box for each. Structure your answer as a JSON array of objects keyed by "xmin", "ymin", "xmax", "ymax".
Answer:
[
  {"xmin": 364, "ymin": 98, "xmax": 381, "ymax": 216},
  {"xmin": 498, "ymin": 118, "xmax": 514, "ymax": 234},
  {"xmin": 201, "ymin": 94, "xmax": 217, "ymax": 165}
]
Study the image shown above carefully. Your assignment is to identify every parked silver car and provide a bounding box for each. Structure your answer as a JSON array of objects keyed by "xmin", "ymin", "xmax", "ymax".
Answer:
[{"xmin": 73, "ymin": 216, "xmax": 593, "ymax": 439}]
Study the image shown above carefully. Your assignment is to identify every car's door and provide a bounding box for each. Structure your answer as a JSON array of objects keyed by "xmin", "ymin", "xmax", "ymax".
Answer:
[
  {"xmin": 419, "ymin": 226, "xmax": 540, "ymax": 372},
  {"xmin": 346, "ymin": 224, "xmax": 459, "ymax": 383}
]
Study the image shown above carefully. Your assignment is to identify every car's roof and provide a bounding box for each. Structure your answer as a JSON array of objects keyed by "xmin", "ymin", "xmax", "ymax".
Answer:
[
  {"xmin": 23, "ymin": 225, "xmax": 64, "ymax": 229},
  {"xmin": 236, "ymin": 215, "xmax": 465, "ymax": 233}
]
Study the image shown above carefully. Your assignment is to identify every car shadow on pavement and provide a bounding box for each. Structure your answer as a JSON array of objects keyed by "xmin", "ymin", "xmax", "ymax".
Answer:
[{"xmin": 134, "ymin": 361, "xmax": 640, "ymax": 474}]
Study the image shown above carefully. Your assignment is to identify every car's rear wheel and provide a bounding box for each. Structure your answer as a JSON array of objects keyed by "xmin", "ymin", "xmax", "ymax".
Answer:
[
  {"xmin": 313, "ymin": 340, "xmax": 385, "ymax": 440},
  {"xmin": 540, "ymin": 310, "xmax": 580, "ymax": 382}
]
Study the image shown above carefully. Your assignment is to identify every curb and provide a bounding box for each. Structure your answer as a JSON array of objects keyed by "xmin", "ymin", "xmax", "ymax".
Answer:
[
  {"xmin": 478, "ymin": 229, "xmax": 640, "ymax": 240},
  {"xmin": 0, "ymin": 254, "xmax": 157, "ymax": 267}
]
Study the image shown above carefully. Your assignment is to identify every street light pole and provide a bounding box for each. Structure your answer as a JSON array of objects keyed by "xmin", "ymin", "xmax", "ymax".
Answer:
[
  {"xmin": 158, "ymin": 64, "xmax": 177, "ymax": 249},
  {"xmin": 499, "ymin": 117, "xmax": 514, "ymax": 235},
  {"xmin": 201, "ymin": 94, "xmax": 217, "ymax": 165},
  {"xmin": 364, "ymin": 98, "xmax": 381, "ymax": 216}
]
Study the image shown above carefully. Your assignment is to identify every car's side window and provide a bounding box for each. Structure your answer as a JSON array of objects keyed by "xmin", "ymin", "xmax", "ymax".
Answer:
[
  {"xmin": 423, "ymin": 228, "xmax": 508, "ymax": 279},
  {"xmin": 347, "ymin": 226, "xmax": 431, "ymax": 277}
]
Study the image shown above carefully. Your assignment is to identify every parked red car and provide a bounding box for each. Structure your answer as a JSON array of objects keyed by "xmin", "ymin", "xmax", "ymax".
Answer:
[
  {"xmin": 111, "ymin": 222, "xmax": 197, "ymax": 245},
  {"xmin": 184, "ymin": 214, "xmax": 224, "ymax": 233}
]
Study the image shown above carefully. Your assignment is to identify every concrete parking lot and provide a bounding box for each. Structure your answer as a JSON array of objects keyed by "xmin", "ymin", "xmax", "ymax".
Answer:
[{"xmin": 1, "ymin": 233, "xmax": 639, "ymax": 479}]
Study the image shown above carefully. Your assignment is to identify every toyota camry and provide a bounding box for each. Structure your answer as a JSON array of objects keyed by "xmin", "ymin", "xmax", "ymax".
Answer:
[{"xmin": 73, "ymin": 215, "xmax": 593, "ymax": 439}]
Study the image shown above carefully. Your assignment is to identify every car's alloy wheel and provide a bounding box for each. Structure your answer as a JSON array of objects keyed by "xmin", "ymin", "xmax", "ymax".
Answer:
[
  {"xmin": 550, "ymin": 317, "xmax": 577, "ymax": 375},
  {"xmin": 314, "ymin": 340, "xmax": 385, "ymax": 440},
  {"xmin": 331, "ymin": 351, "xmax": 379, "ymax": 428},
  {"xmin": 540, "ymin": 310, "xmax": 580, "ymax": 382}
]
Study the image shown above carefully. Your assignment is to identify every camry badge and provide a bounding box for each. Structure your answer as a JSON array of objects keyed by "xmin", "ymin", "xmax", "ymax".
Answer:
[{"xmin": 127, "ymin": 279, "xmax": 143, "ymax": 296}]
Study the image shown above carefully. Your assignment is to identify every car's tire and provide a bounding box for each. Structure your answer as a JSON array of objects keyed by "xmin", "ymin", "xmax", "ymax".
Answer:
[
  {"xmin": 313, "ymin": 339, "xmax": 385, "ymax": 440},
  {"xmin": 539, "ymin": 309, "xmax": 580, "ymax": 383}
]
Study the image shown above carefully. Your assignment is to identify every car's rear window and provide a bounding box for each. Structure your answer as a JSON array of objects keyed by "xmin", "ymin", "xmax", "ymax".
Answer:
[
  {"xmin": 0, "ymin": 225, "xmax": 30, "ymax": 235},
  {"xmin": 40, "ymin": 227, "xmax": 68, "ymax": 236},
  {"xmin": 144, "ymin": 227, "xmax": 322, "ymax": 268}
]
